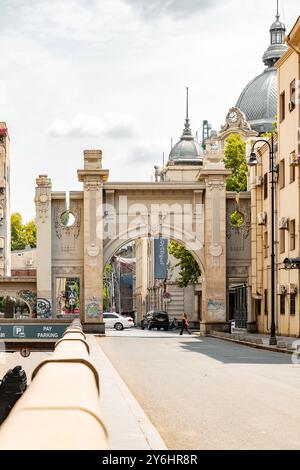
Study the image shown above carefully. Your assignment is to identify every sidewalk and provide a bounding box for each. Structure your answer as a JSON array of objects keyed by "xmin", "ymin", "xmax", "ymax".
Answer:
[
  {"xmin": 206, "ymin": 329, "xmax": 300, "ymax": 354},
  {"xmin": 87, "ymin": 335, "xmax": 167, "ymax": 451}
]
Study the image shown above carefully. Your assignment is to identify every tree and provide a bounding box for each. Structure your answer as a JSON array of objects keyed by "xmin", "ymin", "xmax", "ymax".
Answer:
[
  {"xmin": 223, "ymin": 134, "xmax": 247, "ymax": 192},
  {"xmin": 11, "ymin": 213, "xmax": 37, "ymax": 251},
  {"xmin": 103, "ymin": 263, "xmax": 112, "ymax": 311},
  {"xmin": 24, "ymin": 219, "xmax": 37, "ymax": 248},
  {"xmin": 168, "ymin": 241, "xmax": 201, "ymax": 288}
]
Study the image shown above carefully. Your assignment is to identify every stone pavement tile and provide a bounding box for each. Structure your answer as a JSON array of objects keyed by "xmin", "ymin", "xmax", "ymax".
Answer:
[{"xmin": 88, "ymin": 335, "xmax": 167, "ymax": 451}]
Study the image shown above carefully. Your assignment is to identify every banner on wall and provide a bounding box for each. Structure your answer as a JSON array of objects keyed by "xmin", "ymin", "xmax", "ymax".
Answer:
[{"xmin": 154, "ymin": 238, "xmax": 168, "ymax": 279}]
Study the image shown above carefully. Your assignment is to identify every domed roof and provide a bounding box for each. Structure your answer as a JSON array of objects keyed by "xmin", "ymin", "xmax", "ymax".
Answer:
[
  {"xmin": 168, "ymin": 88, "xmax": 203, "ymax": 165},
  {"xmin": 236, "ymin": 67, "xmax": 277, "ymax": 134},
  {"xmin": 169, "ymin": 126, "xmax": 202, "ymax": 162},
  {"xmin": 236, "ymin": 11, "xmax": 287, "ymax": 134}
]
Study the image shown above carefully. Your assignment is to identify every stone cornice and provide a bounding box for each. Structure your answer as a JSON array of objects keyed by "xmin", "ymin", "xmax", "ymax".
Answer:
[
  {"xmin": 197, "ymin": 169, "xmax": 231, "ymax": 180},
  {"xmin": 77, "ymin": 169, "xmax": 109, "ymax": 183},
  {"xmin": 103, "ymin": 182, "xmax": 206, "ymax": 191}
]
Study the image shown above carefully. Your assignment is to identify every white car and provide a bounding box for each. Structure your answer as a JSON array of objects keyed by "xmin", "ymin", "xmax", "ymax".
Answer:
[{"xmin": 103, "ymin": 312, "xmax": 134, "ymax": 330}]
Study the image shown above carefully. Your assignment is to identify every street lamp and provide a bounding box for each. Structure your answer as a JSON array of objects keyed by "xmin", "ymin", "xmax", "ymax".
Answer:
[{"xmin": 248, "ymin": 133, "xmax": 277, "ymax": 346}]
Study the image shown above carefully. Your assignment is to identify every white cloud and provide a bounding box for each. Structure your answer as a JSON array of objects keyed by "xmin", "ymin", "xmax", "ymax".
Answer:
[
  {"xmin": 124, "ymin": 0, "xmax": 219, "ymax": 18},
  {"xmin": 0, "ymin": 81, "xmax": 7, "ymax": 106},
  {"xmin": 0, "ymin": 0, "xmax": 299, "ymax": 222},
  {"xmin": 49, "ymin": 112, "xmax": 140, "ymax": 139}
]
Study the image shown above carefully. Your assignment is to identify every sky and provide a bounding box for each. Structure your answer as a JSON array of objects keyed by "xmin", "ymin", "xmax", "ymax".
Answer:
[{"xmin": 0, "ymin": 0, "xmax": 299, "ymax": 221}]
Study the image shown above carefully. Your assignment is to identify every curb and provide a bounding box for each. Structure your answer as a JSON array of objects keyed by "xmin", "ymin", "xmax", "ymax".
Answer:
[{"xmin": 207, "ymin": 334, "xmax": 295, "ymax": 355}]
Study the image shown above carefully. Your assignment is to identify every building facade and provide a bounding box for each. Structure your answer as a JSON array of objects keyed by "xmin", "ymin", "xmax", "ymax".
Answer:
[
  {"xmin": 0, "ymin": 123, "xmax": 10, "ymax": 277},
  {"xmin": 250, "ymin": 16, "xmax": 300, "ymax": 337}
]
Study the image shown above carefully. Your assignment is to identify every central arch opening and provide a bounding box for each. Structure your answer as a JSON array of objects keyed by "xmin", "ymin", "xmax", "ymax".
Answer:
[{"xmin": 103, "ymin": 237, "xmax": 203, "ymax": 330}]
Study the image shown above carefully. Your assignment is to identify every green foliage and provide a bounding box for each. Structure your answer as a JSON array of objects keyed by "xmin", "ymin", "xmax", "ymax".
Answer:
[
  {"xmin": 61, "ymin": 211, "xmax": 70, "ymax": 226},
  {"xmin": 224, "ymin": 134, "xmax": 247, "ymax": 192},
  {"xmin": 261, "ymin": 116, "xmax": 277, "ymax": 138},
  {"xmin": 230, "ymin": 211, "xmax": 244, "ymax": 228},
  {"xmin": 103, "ymin": 263, "xmax": 112, "ymax": 311},
  {"xmin": 168, "ymin": 241, "xmax": 201, "ymax": 288},
  {"xmin": 11, "ymin": 212, "xmax": 37, "ymax": 251}
]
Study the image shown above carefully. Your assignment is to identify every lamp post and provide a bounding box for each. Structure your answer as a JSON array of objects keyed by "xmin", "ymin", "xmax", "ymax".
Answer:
[{"xmin": 248, "ymin": 133, "xmax": 277, "ymax": 346}]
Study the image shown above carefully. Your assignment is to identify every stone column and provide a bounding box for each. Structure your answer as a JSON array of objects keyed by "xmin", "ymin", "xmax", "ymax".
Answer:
[
  {"xmin": 35, "ymin": 175, "xmax": 52, "ymax": 317},
  {"xmin": 78, "ymin": 150, "xmax": 109, "ymax": 333},
  {"xmin": 200, "ymin": 174, "xmax": 229, "ymax": 334}
]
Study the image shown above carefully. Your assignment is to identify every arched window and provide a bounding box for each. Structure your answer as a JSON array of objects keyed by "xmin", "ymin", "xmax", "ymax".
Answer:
[{"xmin": 271, "ymin": 30, "xmax": 283, "ymax": 45}]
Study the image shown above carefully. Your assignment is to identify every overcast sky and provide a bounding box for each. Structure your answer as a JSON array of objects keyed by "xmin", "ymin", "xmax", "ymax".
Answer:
[{"xmin": 0, "ymin": 0, "xmax": 299, "ymax": 220}]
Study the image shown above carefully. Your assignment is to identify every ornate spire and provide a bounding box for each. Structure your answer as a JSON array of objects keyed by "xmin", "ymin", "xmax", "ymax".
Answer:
[
  {"xmin": 181, "ymin": 87, "xmax": 193, "ymax": 139},
  {"xmin": 262, "ymin": 3, "xmax": 287, "ymax": 68}
]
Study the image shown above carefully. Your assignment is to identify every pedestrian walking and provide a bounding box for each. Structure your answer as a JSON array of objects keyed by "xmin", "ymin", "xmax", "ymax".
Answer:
[{"xmin": 180, "ymin": 313, "xmax": 192, "ymax": 335}]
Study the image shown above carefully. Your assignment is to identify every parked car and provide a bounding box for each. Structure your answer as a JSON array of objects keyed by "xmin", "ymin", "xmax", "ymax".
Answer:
[
  {"xmin": 143, "ymin": 310, "xmax": 169, "ymax": 331},
  {"xmin": 103, "ymin": 312, "xmax": 134, "ymax": 330}
]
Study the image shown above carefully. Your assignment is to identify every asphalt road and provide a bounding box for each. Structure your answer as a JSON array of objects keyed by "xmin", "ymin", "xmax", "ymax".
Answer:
[{"xmin": 97, "ymin": 329, "xmax": 300, "ymax": 450}]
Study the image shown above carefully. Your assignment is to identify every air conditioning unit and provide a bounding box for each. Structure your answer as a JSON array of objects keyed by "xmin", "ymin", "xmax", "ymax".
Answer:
[
  {"xmin": 290, "ymin": 151, "xmax": 300, "ymax": 166},
  {"xmin": 26, "ymin": 259, "xmax": 33, "ymax": 267},
  {"xmin": 255, "ymin": 176, "xmax": 263, "ymax": 187},
  {"xmin": 288, "ymin": 284, "xmax": 298, "ymax": 295},
  {"xmin": 257, "ymin": 212, "xmax": 267, "ymax": 226},
  {"xmin": 279, "ymin": 217, "xmax": 289, "ymax": 230},
  {"xmin": 277, "ymin": 285, "xmax": 287, "ymax": 295}
]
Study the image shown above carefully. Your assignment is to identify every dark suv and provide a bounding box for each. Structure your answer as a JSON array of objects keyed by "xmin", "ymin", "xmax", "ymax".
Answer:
[{"xmin": 143, "ymin": 310, "xmax": 169, "ymax": 331}]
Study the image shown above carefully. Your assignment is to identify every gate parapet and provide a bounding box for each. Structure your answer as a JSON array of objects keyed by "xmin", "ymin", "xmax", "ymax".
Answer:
[{"xmin": 0, "ymin": 320, "xmax": 108, "ymax": 450}]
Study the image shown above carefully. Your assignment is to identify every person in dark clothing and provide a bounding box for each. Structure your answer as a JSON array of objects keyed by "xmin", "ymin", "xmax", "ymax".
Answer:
[{"xmin": 180, "ymin": 313, "xmax": 192, "ymax": 335}]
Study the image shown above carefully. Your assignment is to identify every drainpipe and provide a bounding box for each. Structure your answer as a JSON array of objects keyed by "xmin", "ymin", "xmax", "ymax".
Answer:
[{"xmin": 286, "ymin": 36, "xmax": 300, "ymax": 336}]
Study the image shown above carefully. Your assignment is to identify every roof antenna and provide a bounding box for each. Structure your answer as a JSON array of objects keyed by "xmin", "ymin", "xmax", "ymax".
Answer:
[
  {"xmin": 171, "ymin": 138, "xmax": 173, "ymax": 151},
  {"xmin": 186, "ymin": 86, "xmax": 189, "ymax": 120},
  {"xmin": 182, "ymin": 86, "xmax": 192, "ymax": 137},
  {"xmin": 163, "ymin": 152, "xmax": 165, "ymax": 168}
]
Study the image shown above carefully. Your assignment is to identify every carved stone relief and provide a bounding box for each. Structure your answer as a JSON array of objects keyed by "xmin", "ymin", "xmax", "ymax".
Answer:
[{"xmin": 54, "ymin": 206, "xmax": 81, "ymax": 240}]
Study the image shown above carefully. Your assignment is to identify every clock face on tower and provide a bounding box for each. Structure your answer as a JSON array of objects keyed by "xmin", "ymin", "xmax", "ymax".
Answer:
[{"xmin": 228, "ymin": 111, "xmax": 238, "ymax": 124}]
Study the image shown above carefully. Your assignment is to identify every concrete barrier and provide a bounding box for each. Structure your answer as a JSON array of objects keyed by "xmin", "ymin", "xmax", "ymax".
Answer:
[{"xmin": 0, "ymin": 320, "xmax": 108, "ymax": 450}]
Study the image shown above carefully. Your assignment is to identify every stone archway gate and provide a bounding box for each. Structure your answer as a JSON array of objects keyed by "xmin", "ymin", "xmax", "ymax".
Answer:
[{"xmin": 35, "ymin": 150, "xmax": 231, "ymax": 335}]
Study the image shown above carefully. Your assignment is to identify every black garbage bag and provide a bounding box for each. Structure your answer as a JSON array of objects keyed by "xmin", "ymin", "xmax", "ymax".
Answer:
[{"xmin": 0, "ymin": 366, "xmax": 27, "ymax": 425}]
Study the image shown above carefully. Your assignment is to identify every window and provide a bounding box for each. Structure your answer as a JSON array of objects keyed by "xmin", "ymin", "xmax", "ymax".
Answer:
[
  {"xmin": 256, "ymin": 299, "xmax": 261, "ymax": 316},
  {"xmin": 290, "ymin": 79, "xmax": 296, "ymax": 111},
  {"xmin": 272, "ymin": 31, "xmax": 283, "ymax": 44},
  {"xmin": 103, "ymin": 313, "xmax": 118, "ymax": 319},
  {"xmin": 280, "ymin": 294, "xmax": 286, "ymax": 315},
  {"xmin": 264, "ymin": 173, "xmax": 268, "ymax": 199},
  {"xmin": 280, "ymin": 92, "xmax": 285, "ymax": 122},
  {"xmin": 290, "ymin": 294, "xmax": 296, "ymax": 316},
  {"xmin": 279, "ymin": 159, "xmax": 285, "ymax": 189},
  {"xmin": 264, "ymin": 231, "xmax": 268, "ymax": 258},
  {"xmin": 280, "ymin": 230, "xmax": 285, "ymax": 254},
  {"xmin": 290, "ymin": 219, "xmax": 296, "ymax": 251},
  {"xmin": 290, "ymin": 163, "xmax": 296, "ymax": 183},
  {"xmin": 264, "ymin": 289, "xmax": 268, "ymax": 316},
  {"xmin": 56, "ymin": 277, "xmax": 80, "ymax": 317}
]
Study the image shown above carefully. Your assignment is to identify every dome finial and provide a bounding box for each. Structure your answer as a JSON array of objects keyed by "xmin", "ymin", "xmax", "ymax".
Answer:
[
  {"xmin": 276, "ymin": 0, "xmax": 279, "ymax": 20},
  {"xmin": 182, "ymin": 87, "xmax": 192, "ymax": 137}
]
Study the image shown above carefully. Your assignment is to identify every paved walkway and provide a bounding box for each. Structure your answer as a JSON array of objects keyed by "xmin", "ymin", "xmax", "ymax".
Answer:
[
  {"xmin": 207, "ymin": 328, "xmax": 300, "ymax": 354},
  {"xmin": 88, "ymin": 336, "xmax": 167, "ymax": 450},
  {"xmin": 98, "ymin": 330, "xmax": 300, "ymax": 450},
  {"xmin": 233, "ymin": 330, "xmax": 299, "ymax": 346}
]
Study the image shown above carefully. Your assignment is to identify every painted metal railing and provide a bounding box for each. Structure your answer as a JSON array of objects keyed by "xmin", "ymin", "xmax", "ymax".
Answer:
[{"xmin": 0, "ymin": 319, "xmax": 108, "ymax": 450}]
